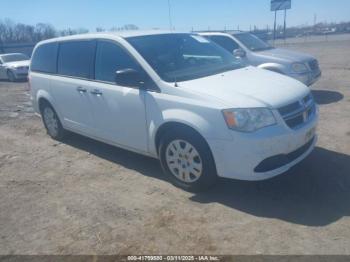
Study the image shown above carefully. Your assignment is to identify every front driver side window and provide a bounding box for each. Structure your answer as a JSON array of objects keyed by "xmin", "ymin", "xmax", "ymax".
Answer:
[
  {"xmin": 209, "ymin": 36, "xmax": 240, "ymax": 53},
  {"xmin": 95, "ymin": 41, "xmax": 140, "ymax": 83}
]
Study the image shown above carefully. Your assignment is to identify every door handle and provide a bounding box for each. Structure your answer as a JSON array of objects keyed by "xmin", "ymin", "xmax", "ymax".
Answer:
[
  {"xmin": 76, "ymin": 86, "xmax": 87, "ymax": 93},
  {"xmin": 90, "ymin": 89, "xmax": 103, "ymax": 96}
]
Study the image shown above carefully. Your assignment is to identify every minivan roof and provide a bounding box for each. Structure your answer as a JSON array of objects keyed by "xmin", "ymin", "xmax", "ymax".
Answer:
[{"xmin": 36, "ymin": 30, "xmax": 188, "ymax": 45}]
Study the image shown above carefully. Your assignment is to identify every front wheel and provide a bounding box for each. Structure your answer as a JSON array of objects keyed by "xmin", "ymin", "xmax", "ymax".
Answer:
[
  {"xmin": 159, "ymin": 129, "xmax": 218, "ymax": 192},
  {"xmin": 7, "ymin": 70, "xmax": 16, "ymax": 82}
]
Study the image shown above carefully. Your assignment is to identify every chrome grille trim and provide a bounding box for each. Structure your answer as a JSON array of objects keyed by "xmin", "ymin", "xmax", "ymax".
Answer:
[{"xmin": 278, "ymin": 93, "xmax": 316, "ymax": 129}]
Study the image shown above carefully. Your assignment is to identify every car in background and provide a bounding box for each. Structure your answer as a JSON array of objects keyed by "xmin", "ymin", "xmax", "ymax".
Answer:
[
  {"xmin": 0, "ymin": 53, "xmax": 30, "ymax": 82},
  {"xmin": 200, "ymin": 32, "xmax": 321, "ymax": 86}
]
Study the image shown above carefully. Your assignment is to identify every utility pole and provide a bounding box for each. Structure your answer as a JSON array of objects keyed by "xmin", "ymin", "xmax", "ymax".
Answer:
[
  {"xmin": 314, "ymin": 13, "xmax": 317, "ymax": 27},
  {"xmin": 283, "ymin": 9, "xmax": 287, "ymax": 39},
  {"xmin": 273, "ymin": 10, "xmax": 277, "ymax": 41},
  {"xmin": 313, "ymin": 13, "xmax": 317, "ymax": 34},
  {"xmin": 167, "ymin": 0, "xmax": 173, "ymax": 31}
]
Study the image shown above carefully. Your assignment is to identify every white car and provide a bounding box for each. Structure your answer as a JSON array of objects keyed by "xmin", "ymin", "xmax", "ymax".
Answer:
[
  {"xmin": 0, "ymin": 53, "xmax": 30, "ymax": 81},
  {"xmin": 199, "ymin": 32, "xmax": 321, "ymax": 86},
  {"xmin": 29, "ymin": 31, "xmax": 318, "ymax": 191}
]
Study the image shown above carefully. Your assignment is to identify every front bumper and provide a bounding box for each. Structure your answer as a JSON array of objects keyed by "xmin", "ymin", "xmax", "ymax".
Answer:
[
  {"xmin": 289, "ymin": 69, "xmax": 321, "ymax": 86},
  {"xmin": 12, "ymin": 68, "xmax": 29, "ymax": 79},
  {"xmin": 207, "ymin": 111, "xmax": 318, "ymax": 181}
]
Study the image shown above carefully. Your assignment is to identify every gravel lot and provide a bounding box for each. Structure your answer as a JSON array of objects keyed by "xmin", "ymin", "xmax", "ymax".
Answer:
[{"xmin": 0, "ymin": 36, "xmax": 350, "ymax": 255}]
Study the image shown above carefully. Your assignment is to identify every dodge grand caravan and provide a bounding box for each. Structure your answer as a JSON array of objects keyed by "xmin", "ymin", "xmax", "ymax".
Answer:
[{"xmin": 30, "ymin": 31, "xmax": 318, "ymax": 191}]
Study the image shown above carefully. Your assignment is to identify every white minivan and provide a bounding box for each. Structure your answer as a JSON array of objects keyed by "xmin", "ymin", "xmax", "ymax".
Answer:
[{"xmin": 30, "ymin": 31, "xmax": 318, "ymax": 191}]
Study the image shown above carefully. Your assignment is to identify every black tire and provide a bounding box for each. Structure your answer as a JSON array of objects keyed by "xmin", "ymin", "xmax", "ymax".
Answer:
[
  {"xmin": 40, "ymin": 101, "xmax": 66, "ymax": 140},
  {"xmin": 7, "ymin": 70, "xmax": 16, "ymax": 82},
  {"xmin": 159, "ymin": 128, "xmax": 218, "ymax": 192}
]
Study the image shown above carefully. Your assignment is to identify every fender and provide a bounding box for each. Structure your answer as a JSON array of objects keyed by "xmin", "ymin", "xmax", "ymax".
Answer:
[
  {"xmin": 148, "ymin": 108, "xmax": 230, "ymax": 157},
  {"xmin": 35, "ymin": 89, "xmax": 64, "ymax": 122}
]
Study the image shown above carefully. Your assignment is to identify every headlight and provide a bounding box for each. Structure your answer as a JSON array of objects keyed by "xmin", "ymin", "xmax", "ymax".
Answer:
[
  {"xmin": 222, "ymin": 108, "xmax": 276, "ymax": 132},
  {"xmin": 292, "ymin": 63, "xmax": 308, "ymax": 73}
]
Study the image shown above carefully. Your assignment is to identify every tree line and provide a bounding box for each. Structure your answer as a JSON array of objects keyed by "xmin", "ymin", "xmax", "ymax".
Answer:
[{"xmin": 0, "ymin": 19, "xmax": 139, "ymax": 44}]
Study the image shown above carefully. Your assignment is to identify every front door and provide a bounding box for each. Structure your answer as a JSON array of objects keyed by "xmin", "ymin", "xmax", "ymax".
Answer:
[{"xmin": 88, "ymin": 40, "xmax": 148, "ymax": 153}]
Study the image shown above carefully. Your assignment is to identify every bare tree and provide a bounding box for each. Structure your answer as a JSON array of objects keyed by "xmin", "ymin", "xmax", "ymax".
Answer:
[
  {"xmin": 96, "ymin": 27, "xmax": 105, "ymax": 32},
  {"xmin": 0, "ymin": 19, "xmax": 91, "ymax": 44},
  {"xmin": 0, "ymin": 19, "xmax": 141, "ymax": 45},
  {"xmin": 59, "ymin": 27, "xmax": 89, "ymax": 36},
  {"xmin": 110, "ymin": 24, "xmax": 139, "ymax": 31}
]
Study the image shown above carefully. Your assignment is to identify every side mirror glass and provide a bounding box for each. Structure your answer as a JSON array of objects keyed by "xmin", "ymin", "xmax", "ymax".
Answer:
[
  {"xmin": 233, "ymin": 48, "xmax": 246, "ymax": 58},
  {"xmin": 115, "ymin": 68, "xmax": 145, "ymax": 88}
]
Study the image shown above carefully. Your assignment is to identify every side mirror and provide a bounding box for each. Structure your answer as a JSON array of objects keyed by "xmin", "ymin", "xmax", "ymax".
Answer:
[
  {"xmin": 233, "ymin": 48, "xmax": 246, "ymax": 58},
  {"xmin": 115, "ymin": 68, "xmax": 145, "ymax": 87}
]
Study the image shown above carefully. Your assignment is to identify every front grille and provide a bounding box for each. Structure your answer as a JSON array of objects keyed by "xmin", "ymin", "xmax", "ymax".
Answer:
[
  {"xmin": 17, "ymin": 66, "xmax": 29, "ymax": 70},
  {"xmin": 308, "ymin": 60, "xmax": 319, "ymax": 71},
  {"xmin": 278, "ymin": 93, "xmax": 316, "ymax": 129}
]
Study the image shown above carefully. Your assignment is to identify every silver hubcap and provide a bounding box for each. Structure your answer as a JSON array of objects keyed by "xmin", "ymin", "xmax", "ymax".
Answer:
[
  {"xmin": 43, "ymin": 107, "xmax": 58, "ymax": 137},
  {"xmin": 165, "ymin": 140, "xmax": 203, "ymax": 183}
]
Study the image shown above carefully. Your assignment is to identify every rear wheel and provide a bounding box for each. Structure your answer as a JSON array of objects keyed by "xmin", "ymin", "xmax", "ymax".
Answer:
[
  {"xmin": 7, "ymin": 70, "xmax": 16, "ymax": 82},
  {"xmin": 159, "ymin": 129, "xmax": 217, "ymax": 192},
  {"xmin": 40, "ymin": 102, "xmax": 66, "ymax": 140}
]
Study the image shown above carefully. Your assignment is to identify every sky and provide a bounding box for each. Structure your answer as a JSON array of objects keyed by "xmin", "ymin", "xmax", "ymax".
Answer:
[{"xmin": 1, "ymin": 0, "xmax": 349, "ymax": 31}]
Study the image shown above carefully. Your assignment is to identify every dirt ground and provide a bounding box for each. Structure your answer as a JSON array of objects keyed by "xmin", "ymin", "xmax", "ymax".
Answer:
[{"xmin": 0, "ymin": 36, "xmax": 350, "ymax": 255}]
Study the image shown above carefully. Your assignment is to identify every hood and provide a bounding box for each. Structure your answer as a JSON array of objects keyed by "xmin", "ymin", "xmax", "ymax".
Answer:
[
  {"xmin": 3, "ymin": 60, "xmax": 30, "ymax": 68},
  {"xmin": 178, "ymin": 66, "xmax": 310, "ymax": 109},
  {"xmin": 256, "ymin": 48, "xmax": 315, "ymax": 63}
]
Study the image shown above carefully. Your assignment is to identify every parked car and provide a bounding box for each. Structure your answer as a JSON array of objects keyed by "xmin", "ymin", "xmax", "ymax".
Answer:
[
  {"xmin": 199, "ymin": 32, "xmax": 321, "ymax": 86},
  {"xmin": 30, "ymin": 32, "xmax": 318, "ymax": 191},
  {"xmin": 0, "ymin": 53, "xmax": 30, "ymax": 82}
]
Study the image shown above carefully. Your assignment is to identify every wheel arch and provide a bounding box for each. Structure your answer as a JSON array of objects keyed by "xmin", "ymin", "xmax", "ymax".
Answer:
[
  {"xmin": 154, "ymin": 121, "xmax": 212, "ymax": 158},
  {"xmin": 257, "ymin": 63, "xmax": 286, "ymax": 74},
  {"xmin": 38, "ymin": 97, "xmax": 51, "ymax": 113},
  {"xmin": 35, "ymin": 91, "xmax": 64, "ymax": 122},
  {"xmin": 36, "ymin": 90, "xmax": 54, "ymax": 112}
]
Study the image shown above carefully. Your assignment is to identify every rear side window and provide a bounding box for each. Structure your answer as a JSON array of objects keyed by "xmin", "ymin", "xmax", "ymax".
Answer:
[
  {"xmin": 208, "ymin": 36, "xmax": 240, "ymax": 53},
  {"xmin": 58, "ymin": 40, "xmax": 95, "ymax": 79},
  {"xmin": 95, "ymin": 41, "xmax": 140, "ymax": 83},
  {"xmin": 31, "ymin": 43, "xmax": 58, "ymax": 73}
]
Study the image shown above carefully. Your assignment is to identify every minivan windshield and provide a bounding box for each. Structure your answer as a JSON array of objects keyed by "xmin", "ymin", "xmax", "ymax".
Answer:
[
  {"xmin": 234, "ymin": 33, "xmax": 274, "ymax": 52},
  {"xmin": 1, "ymin": 54, "xmax": 29, "ymax": 63},
  {"xmin": 126, "ymin": 34, "xmax": 245, "ymax": 82}
]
